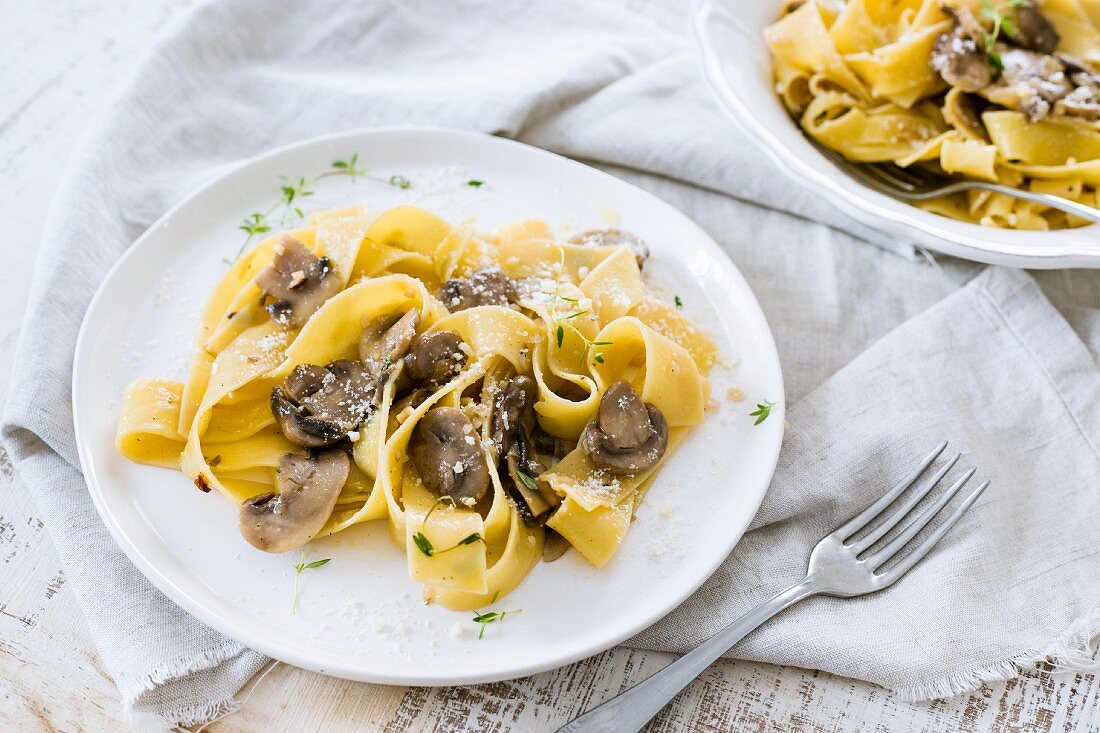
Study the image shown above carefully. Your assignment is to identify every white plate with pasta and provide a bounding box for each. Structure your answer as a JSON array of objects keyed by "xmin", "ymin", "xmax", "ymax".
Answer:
[
  {"xmin": 73, "ymin": 127, "xmax": 784, "ymax": 685},
  {"xmin": 694, "ymin": 0, "xmax": 1100, "ymax": 268}
]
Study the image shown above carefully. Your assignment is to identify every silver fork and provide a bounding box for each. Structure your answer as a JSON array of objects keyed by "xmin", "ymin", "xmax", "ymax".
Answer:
[
  {"xmin": 813, "ymin": 142, "xmax": 1100, "ymax": 225},
  {"xmin": 557, "ymin": 442, "xmax": 990, "ymax": 733}
]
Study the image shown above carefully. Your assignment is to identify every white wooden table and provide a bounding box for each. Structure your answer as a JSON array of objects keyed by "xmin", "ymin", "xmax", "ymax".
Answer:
[{"xmin": 2, "ymin": 2, "xmax": 1098, "ymax": 731}]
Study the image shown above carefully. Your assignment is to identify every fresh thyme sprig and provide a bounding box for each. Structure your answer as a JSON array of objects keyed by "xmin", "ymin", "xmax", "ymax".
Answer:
[
  {"xmin": 231, "ymin": 152, "xmax": 413, "ymax": 261},
  {"xmin": 515, "ymin": 470, "xmax": 539, "ymax": 493},
  {"xmin": 674, "ymin": 295, "xmax": 683, "ymax": 309},
  {"xmin": 472, "ymin": 592, "xmax": 521, "ymax": 639},
  {"xmin": 542, "ymin": 249, "xmax": 613, "ymax": 366},
  {"xmin": 412, "ymin": 496, "xmax": 485, "ymax": 557},
  {"xmin": 980, "ymin": 0, "xmax": 1025, "ymax": 68},
  {"xmin": 413, "ymin": 531, "xmax": 484, "ymax": 557},
  {"xmin": 749, "ymin": 400, "xmax": 778, "ymax": 426},
  {"xmin": 291, "ymin": 551, "xmax": 331, "ymax": 615}
]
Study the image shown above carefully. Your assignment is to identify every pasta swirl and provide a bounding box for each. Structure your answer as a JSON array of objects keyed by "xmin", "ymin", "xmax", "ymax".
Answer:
[{"xmin": 117, "ymin": 205, "xmax": 714, "ymax": 609}]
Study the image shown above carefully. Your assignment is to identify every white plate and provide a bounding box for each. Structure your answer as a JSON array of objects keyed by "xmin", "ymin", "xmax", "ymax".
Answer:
[
  {"xmin": 73, "ymin": 127, "xmax": 784, "ymax": 685},
  {"xmin": 693, "ymin": 0, "xmax": 1100, "ymax": 269}
]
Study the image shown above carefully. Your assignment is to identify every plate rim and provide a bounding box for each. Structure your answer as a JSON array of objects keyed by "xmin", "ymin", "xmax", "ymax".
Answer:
[
  {"xmin": 692, "ymin": 0, "xmax": 1100, "ymax": 270},
  {"xmin": 72, "ymin": 125, "xmax": 786, "ymax": 685}
]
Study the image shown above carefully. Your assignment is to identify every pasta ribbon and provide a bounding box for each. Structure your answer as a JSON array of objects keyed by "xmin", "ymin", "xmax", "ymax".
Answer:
[{"xmin": 116, "ymin": 205, "xmax": 714, "ymax": 608}]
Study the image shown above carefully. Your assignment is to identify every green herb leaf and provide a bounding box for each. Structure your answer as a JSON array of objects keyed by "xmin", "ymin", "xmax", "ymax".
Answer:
[
  {"xmin": 413, "ymin": 531, "xmax": 435, "ymax": 557},
  {"xmin": 988, "ymin": 51, "xmax": 1004, "ymax": 70},
  {"xmin": 556, "ymin": 324, "xmax": 565, "ymax": 348},
  {"xmin": 563, "ymin": 310, "xmax": 588, "ymax": 320},
  {"xmin": 516, "ymin": 471, "xmax": 539, "ymax": 492},
  {"xmin": 593, "ymin": 353, "xmax": 605, "ymax": 364},
  {"xmin": 291, "ymin": 551, "xmax": 331, "ymax": 614},
  {"xmin": 472, "ymin": 607, "xmax": 522, "ymax": 639},
  {"xmin": 591, "ymin": 340, "xmax": 614, "ymax": 346},
  {"xmin": 457, "ymin": 533, "xmax": 483, "ymax": 546},
  {"xmin": 466, "ymin": 179, "xmax": 484, "ymax": 187},
  {"xmin": 749, "ymin": 400, "xmax": 778, "ymax": 426},
  {"xmin": 674, "ymin": 295, "xmax": 683, "ymax": 309},
  {"xmin": 389, "ymin": 174, "xmax": 411, "ymax": 189}
]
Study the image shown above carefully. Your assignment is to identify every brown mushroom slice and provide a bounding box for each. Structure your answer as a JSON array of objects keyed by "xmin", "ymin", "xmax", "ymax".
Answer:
[
  {"xmin": 359, "ymin": 309, "xmax": 421, "ymax": 387},
  {"xmin": 284, "ymin": 364, "xmax": 330, "ymax": 403},
  {"xmin": 490, "ymin": 375, "xmax": 538, "ymax": 453},
  {"xmin": 1009, "ymin": 1, "xmax": 1060, "ymax": 54},
  {"xmin": 980, "ymin": 47, "xmax": 1072, "ymax": 121},
  {"xmin": 542, "ymin": 528, "xmax": 571, "ymax": 562},
  {"xmin": 270, "ymin": 387, "xmax": 346, "ymax": 448},
  {"xmin": 504, "ymin": 433, "xmax": 559, "ymax": 525},
  {"xmin": 581, "ymin": 381, "xmax": 669, "ymax": 475},
  {"xmin": 932, "ymin": 26, "xmax": 994, "ymax": 93},
  {"xmin": 403, "ymin": 331, "xmax": 468, "ymax": 388},
  {"xmin": 438, "ymin": 267, "xmax": 517, "ymax": 311},
  {"xmin": 299, "ymin": 360, "xmax": 375, "ymax": 430},
  {"xmin": 255, "ymin": 237, "xmax": 342, "ymax": 328},
  {"xmin": 238, "ymin": 449, "xmax": 349, "ymax": 553},
  {"xmin": 532, "ymin": 425, "xmax": 576, "ymax": 459},
  {"xmin": 568, "ymin": 229, "xmax": 650, "ymax": 270},
  {"xmin": 410, "ymin": 407, "xmax": 489, "ymax": 503}
]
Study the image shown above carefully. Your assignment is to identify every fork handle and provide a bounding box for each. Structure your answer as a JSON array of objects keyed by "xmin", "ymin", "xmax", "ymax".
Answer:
[
  {"xmin": 555, "ymin": 576, "xmax": 819, "ymax": 733},
  {"xmin": 922, "ymin": 182, "xmax": 1100, "ymax": 225}
]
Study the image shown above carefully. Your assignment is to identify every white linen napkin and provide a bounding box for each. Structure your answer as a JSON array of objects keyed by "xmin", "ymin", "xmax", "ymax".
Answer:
[{"xmin": 4, "ymin": 0, "xmax": 1099, "ymax": 726}]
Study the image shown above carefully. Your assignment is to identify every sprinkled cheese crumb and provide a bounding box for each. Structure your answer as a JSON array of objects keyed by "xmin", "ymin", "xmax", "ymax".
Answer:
[
  {"xmin": 726, "ymin": 386, "xmax": 744, "ymax": 403},
  {"xmin": 659, "ymin": 502, "xmax": 675, "ymax": 518},
  {"xmin": 347, "ymin": 430, "xmax": 360, "ymax": 442},
  {"xmin": 449, "ymin": 622, "xmax": 467, "ymax": 638}
]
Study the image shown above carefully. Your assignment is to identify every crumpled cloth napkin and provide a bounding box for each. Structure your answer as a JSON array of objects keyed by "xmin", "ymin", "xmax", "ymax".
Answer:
[{"xmin": 4, "ymin": 0, "xmax": 1100, "ymax": 726}]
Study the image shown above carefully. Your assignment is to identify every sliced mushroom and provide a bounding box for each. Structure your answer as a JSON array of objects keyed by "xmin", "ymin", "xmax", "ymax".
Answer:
[
  {"xmin": 1008, "ymin": 0, "xmax": 1060, "ymax": 54},
  {"xmin": 490, "ymin": 375, "xmax": 538, "ymax": 454},
  {"xmin": 981, "ymin": 47, "xmax": 1072, "ymax": 121},
  {"xmin": 932, "ymin": 26, "xmax": 995, "ymax": 93},
  {"xmin": 359, "ymin": 309, "xmax": 421, "ymax": 390},
  {"xmin": 284, "ymin": 364, "xmax": 330, "ymax": 403},
  {"xmin": 238, "ymin": 449, "xmax": 349, "ymax": 553},
  {"xmin": 256, "ymin": 237, "xmax": 342, "ymax": 327},
  {"xmin": 533, "ymin": 425, "xmax": 575, "ymax": 459},
  {"xmin": 411, "ymin": 407, "xmax": 489, "ymax": 503},
  {"xmin": 299, "ymin": 360, "xmax": 374, "ymax": 429},
  {"xmin": 270, "ymin": 387, "xmax": 346, "ymax": 448},
  {"xmin": 581, "ymin": 381, "xmax": 669, "ymax": 475},
  {"xmin": 438, "ymin": 267, "xmax": 517, "ymax": 311},
  {"xmin": 542, "ymin": 528, "xmax": 571, "ymax": 562},
  {"xmin": 504, "ymin": 431, "xmax": 557, "ymax": 525},
  {"xmin": 403, "ymin": 331, "xmax": 468, "ymax": 388},
  {"xmin": 568, "ymin": 229, "xmax": 650, "ymax": 270},
  {"xmin": 270, "ymin": 361, "xmax": 374, "ymax": 448}
]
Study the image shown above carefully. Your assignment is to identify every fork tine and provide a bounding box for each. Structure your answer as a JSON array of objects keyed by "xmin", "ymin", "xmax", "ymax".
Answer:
[
  {"xmin": 882, "ymin": 164, "xmax": 925, "ymax": 187},
  {"xmin": 834, "ymin": 442, "xmax": 948, "ymax": 541},
  {"xmin": 864, "ymin": 467, "xmax": 976, "ymax": 567},
  {"xmin": 865, "ymin": 164, "xmax": 918, "ymax": 192},
  {"xmin": 849, "ymin": 453, "xmax": 962, "ymax": 554},
  {"xmin": 857, "ymin": 163, "xmax": 909, "ymax": 190},
  {"xmin": 878, "ymin": 480, "xmax": 990, "ymax": 583}
]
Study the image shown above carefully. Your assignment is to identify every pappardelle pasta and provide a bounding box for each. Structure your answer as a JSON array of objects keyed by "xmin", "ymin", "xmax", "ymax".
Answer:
[
  {"xmin": 116, "ymin": 205, "xmax": 715, "ymax": 610},
  {"xmin": 766, "ymin": 0, "xmax": 1100, "ymax": 230}
]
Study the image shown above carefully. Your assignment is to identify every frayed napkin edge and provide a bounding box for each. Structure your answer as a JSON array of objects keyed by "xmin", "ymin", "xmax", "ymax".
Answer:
[
  {"xmin": 123, "ymin": 638, "xmax": 249, "ymax": 729},
  {"xmin": 892, "ymin": 610, "xmax": 1100, "ymax": 702}
]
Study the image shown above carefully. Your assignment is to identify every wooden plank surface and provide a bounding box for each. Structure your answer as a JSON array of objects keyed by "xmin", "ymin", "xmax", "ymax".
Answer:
[{"xmin": 1, "ymin": 1, "xmax": 1097, "ymax": 731}]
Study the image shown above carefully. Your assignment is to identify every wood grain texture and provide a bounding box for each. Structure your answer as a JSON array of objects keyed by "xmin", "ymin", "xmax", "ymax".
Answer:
[{"xmin": 0, "ymin": 1, "xmax": 1097, "ymax": 732}]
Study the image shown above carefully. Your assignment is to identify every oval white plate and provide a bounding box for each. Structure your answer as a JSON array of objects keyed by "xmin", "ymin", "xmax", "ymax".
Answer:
[
  {"xmin": 693, "ymin": 0, "xmax": 1100, "ymax": 269},
  {"xmin": 73, "ymin": 127, "xmax": 784, "ymax": 685}
]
